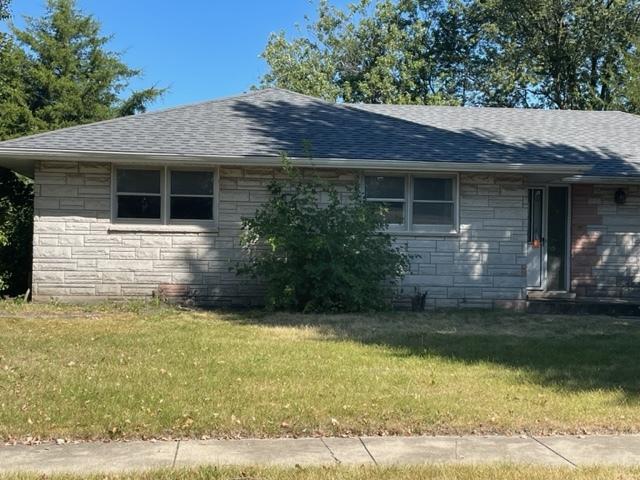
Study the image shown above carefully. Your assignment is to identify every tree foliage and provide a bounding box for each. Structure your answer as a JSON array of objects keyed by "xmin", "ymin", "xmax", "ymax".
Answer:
[
  {"xmin": 0, "ymin": 169, "xmax": 32, "ymax": 295},
  {"xmin": 475, "ymin": 0, "xmax": 640, "ymax": 109},
  {"xmin": 262, "ymin": 0, "xmax": 474, "ymax": 104},
  {"xmin": 237, "ymin": 161, "xmax": 409, "ymax": 312},
  {"xmin": 6, "ymin": 0, "xmax": 163, "ymax": 135},
  {"xmin": 622, "ymin": 38, "xmax": 640, "ymax": 113},
  {"xmin": 0, "ymin": 0, "xmax": 164, "ymax": 295},
  {"xmin": 261, "ymin": 0, "xmax": 640, "ymax": 111},
  {"xmin": 0, "ymin": 0, "xmax": 8, "ymax": 24}
]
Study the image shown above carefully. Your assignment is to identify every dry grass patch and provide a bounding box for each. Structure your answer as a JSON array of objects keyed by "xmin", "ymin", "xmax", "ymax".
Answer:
[
  {"xmin": 2, "ymin": 465, "xmax": 640, "ymax": 480},
  {"xmin": 1, "ymin": 301, "xmax": 639, "ymax": 440}
]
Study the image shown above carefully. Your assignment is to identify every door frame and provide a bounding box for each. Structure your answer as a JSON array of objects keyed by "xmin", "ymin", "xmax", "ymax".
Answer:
[
  {"xmin": 555, "ymin": 183, "xmax": 572, "ymax": 293},
  {"xmin": 566, "ymin": 184, "xmax": 572, "ymax": 292},
  {"xmin": 526, "ymin": 184, "xmax": 572, "ymax": 293}
]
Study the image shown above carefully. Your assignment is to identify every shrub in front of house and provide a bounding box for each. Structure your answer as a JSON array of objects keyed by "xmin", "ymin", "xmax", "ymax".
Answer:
[{"xmin": 237, "ymin": 163, "xmax": 409, "ymax": 313}]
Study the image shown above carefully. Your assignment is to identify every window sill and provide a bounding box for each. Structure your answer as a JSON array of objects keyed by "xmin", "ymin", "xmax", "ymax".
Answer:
[{"xmin": 108, "ymin": 224, "xmax": 219, "ymax": 234}]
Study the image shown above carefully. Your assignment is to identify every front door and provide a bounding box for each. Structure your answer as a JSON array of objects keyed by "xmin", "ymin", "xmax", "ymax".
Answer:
[
  {"xmin": 527, "ymin": 188, "xmax": 544, "ymax": 289},
  {"xmin": 526, "ymin": 186, "xmax": 570, "ymax": 291},
  {"xmin": 546, "ymin": 186, "xmax": 569, "ymax": 291}
]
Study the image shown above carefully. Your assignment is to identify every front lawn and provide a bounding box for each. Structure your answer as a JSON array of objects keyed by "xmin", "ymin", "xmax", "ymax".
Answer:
[{"xmin": 0, "ymin": 301, "xmax": 639, "ymax": 441}]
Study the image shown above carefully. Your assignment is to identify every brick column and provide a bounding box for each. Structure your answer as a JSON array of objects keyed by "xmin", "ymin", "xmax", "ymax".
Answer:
[{"xmin": 570, "ymin": 185, "xmax": 602, "ymax": 297}]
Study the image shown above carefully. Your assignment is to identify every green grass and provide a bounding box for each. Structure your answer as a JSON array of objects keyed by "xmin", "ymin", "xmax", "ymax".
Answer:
[
  {"xmin": 2, "ymin": 465, "xmax": 640, "ymax": 480},
  {"xmin": 1, "ymin": 300, "xmax": 640, "ymax": 440}
]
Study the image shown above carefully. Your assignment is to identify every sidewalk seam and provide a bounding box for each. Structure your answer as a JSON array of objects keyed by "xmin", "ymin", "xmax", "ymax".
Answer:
[
  {"xmin": 358, "ymin": 437, "xmax": 377, "ymax": 465},
  {"xmin": 320, "ymin": 438, "xmax": 341, "ymax": 464},
  {"xmin": 172, "ymin": 440, "xmax": 180, "ymax": 468},
  {"xmin": 528, "ymin": 434, "xmax": 577, "ymax": 468}
]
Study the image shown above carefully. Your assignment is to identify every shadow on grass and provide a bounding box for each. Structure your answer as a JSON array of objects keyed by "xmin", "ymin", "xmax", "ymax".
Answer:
[{"xmin": 223, "ymin": 309, "xmax": 640, "ymax": 400}]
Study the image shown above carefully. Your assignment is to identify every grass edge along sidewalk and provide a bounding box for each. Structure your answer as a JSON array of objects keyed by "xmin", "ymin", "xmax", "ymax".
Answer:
[{"xmin": 1, "ymin": 300, "xmax": 640, "ymax": 440}]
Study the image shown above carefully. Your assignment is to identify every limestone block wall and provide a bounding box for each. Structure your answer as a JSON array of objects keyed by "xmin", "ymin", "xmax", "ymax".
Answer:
[
  {"xmin": 571, "ymin": 184, "xmax": 640, "ymax": 299},
  {"xmin": 402, "ymin": 172, "xmax": 528, "ymax": 309},
  {"xmin": 32, "ymin": 161, "xmax": 528, "ymax": 308}
]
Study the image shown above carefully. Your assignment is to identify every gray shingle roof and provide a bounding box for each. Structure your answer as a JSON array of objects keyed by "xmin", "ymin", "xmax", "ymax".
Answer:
[{"xmin": 1, "ymin": 88, "xmax": 639, "ymax": 177}]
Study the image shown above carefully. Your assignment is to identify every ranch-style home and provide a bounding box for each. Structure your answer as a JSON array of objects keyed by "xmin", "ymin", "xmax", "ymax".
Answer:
[{"xmin": 0, "ymin": 88, "xmax": 639, "ymax": 310}]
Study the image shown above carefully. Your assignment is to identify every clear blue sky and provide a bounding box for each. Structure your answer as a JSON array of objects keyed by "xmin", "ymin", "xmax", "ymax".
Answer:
[{"xmin": 8, "ymin": 1, "xmax": 349, "ymax": 110}]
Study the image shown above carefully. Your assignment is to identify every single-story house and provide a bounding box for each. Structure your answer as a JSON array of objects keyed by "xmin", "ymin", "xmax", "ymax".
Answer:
[{"xmin": 1, "ymin": 88, "xmax": 639, "ymax": 309}]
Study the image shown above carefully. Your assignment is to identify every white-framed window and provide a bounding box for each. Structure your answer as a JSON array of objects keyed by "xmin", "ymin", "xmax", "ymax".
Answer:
[
  {"xmin": 363, "ymin": 175, "xmax": 406, "ymax": 227},
  {"xmin": 112, "ymin": 165, "xmax": 218, "ymax": 225},
  {"xmin": 115, "ymin": 167, "xmax": 163, "ymax": 222},
  {"xmin": 363, "ymin": 173, "xmax": 458, "ymax": 234},
  {"xmin": 169, "ymin": 169, "xmax": 216, "ymax": 222}
]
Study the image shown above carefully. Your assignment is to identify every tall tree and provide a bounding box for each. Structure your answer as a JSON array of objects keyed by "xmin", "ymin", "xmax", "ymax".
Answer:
[
  {"xmin": 261, "ymin": 0, "xmax": 640, "ymax": 111},
  {"xmin": 0, "ymin": 0, "xmax": 164, "ymax": 295},
  {"xmin": 9, "ymin": 0, "xmax": 163, "ymax": 134},
  {"xmin": 623, "ymin": 41, "xmax": 640, "ymax": 113},
  {"xmin": 261, "ymin": 0, "xmax": 474, "ymax": 104},
  {"xmin": 473, "ymin": 0, "xmax": 640, "ymax": 109}
]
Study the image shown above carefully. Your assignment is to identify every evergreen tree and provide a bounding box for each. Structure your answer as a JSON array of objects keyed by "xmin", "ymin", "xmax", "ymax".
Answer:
[
  {"xmin": 0, "ymin": 0, "xmax": 164, "ymax": 295},
  {"xmin": 9, "ymin": 0, "xmax": 163, "ymax": 134}
]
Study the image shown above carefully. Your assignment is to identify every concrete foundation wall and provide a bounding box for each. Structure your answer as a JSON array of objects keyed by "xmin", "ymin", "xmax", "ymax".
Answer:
[{"xmin": 32, "ymin": 161, "xmax": 528, "ymax": 308}]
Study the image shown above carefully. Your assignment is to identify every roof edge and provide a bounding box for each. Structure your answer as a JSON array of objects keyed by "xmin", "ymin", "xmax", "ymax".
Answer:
[
  {"xmin": 564, "ymin": 174, "xmax": 640, "ymax": 184},
  {"xmin": 0, "ymin": 148, "xmax": 592, "ymax": 175},
  {"xmin": 0, "ymin": 88, "xmax": 288, "ymax": 147}
]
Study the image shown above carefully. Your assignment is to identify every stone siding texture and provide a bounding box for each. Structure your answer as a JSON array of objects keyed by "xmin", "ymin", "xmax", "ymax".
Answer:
[
  {"xmin": 571, "ymin": 184, "xmax": 640, "ymax": 299},
  {"xmin": 32, "ymin": 161, "xmax": 528, "ymax": 308}
]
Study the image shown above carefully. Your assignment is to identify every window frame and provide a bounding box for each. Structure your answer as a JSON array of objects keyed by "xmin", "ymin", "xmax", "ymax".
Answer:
[
  {"xmin": 112, "ymin": 165, "xmax": 165, "ymax": 225},
  {"xmin": 362, "ymin": 172, "xmax": 459, "ymax": 235},
  {"xmin": 111, "ymin": 164, "xmax": 219, "ymax": 228},
  {"xmin": 362, "ymin": 174, "xmax": 408, "ymax": 231},
  {"xmin": 166, "ymin": 166, "xmax": 218, "ymax": 226}
]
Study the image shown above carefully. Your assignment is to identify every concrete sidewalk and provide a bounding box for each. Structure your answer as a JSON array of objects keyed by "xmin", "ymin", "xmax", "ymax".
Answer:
[{"xmin": 2, "ymin": 435, "xmax": 640, "ymax": 474}]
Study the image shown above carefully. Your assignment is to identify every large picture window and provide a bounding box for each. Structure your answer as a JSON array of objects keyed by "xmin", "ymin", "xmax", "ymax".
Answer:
[
  {"xmin": 364, "ymin": 174, "xmax": 457, "ymax": 233},
  {"xmin": 113, "ymin": 166, "xmax": 217, "ymax": 225}
]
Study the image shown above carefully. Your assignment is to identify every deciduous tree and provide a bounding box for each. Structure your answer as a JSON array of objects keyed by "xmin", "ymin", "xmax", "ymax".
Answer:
[
  {"xmin": 474, "ymin": 0, "xmax": 640, "ymax": 109},
  {"xmin": 261, "ymin": 0, "xmax": 474, "ymax": 104},
  {"xmin": 261, "ymin": 0, "xmax": 640, "ymax": 111}
]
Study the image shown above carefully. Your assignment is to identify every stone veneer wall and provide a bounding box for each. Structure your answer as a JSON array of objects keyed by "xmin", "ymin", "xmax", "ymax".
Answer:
[
  {"xmin": 32, "ymin": 161, "xmax": 528, "ymax": 308},
  {"xmin": 571, "ymin": 184, "xmax": 640, "ymax": 299}
]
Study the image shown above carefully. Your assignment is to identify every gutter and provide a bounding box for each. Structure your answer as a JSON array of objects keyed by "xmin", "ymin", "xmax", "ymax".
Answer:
[
  {"xmin": 0, "ymin": 148, "xmax": 593, "ymax": 176},
  {"xmin": 563, "ymin": 174, "xmax": 640, "ymax": 184}
]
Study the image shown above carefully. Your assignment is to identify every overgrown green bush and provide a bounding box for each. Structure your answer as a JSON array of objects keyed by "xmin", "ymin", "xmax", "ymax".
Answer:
[{"xmin": 237, "ymin": 163, "xmax": 409, "ymax": 312}]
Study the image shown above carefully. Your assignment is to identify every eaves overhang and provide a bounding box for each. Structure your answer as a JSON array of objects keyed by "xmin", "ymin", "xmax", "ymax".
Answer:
[
  {"xmin": 0, "ymin": 147, "xmax": 594, "ymax": 177},
  {"xmin": 563, "ymin": 174, "xmax": 640, "ymax": 184}
]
